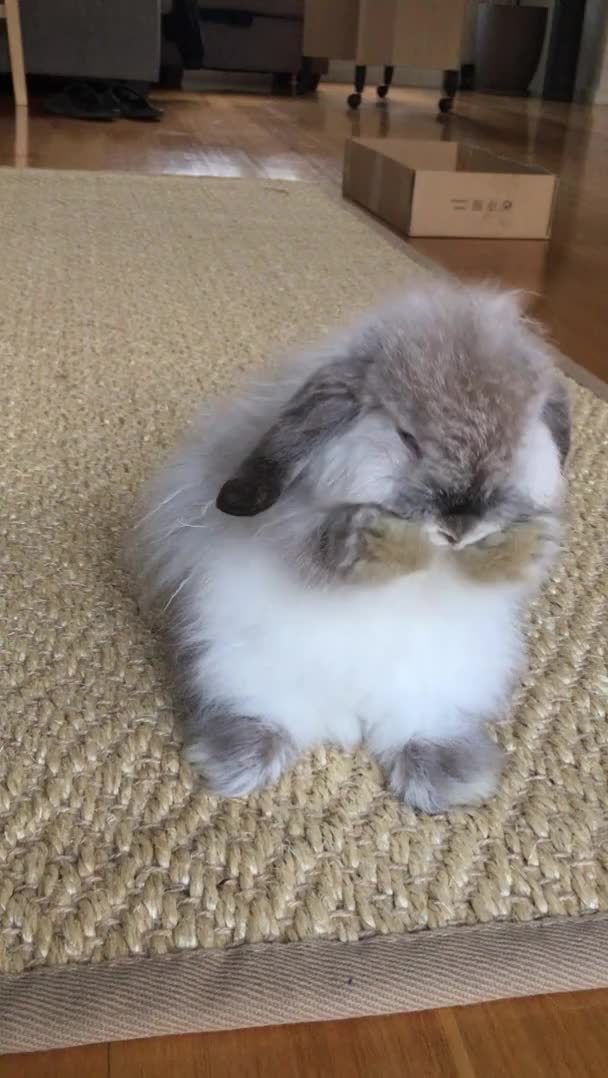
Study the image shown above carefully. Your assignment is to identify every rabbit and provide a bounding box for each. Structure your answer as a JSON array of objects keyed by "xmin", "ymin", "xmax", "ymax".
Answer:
[{"xmin": 133, "ymin": 281, "xmax": 570, "ymax": 813}]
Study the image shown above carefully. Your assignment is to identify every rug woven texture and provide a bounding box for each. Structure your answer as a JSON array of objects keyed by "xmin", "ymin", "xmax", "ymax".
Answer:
[{"xmin": 1, "ymin": 170, "xmax": 607, "ymax": 978}]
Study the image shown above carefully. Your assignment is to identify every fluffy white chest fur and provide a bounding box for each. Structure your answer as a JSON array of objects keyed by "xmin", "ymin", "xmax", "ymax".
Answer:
[{"xmin": 190, "ymin": 548, "xmax": 523, "ymax": 755}]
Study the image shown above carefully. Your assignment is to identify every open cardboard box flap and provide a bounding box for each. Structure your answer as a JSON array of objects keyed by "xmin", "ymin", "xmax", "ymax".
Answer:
[{"xmin": 343, "ymin": 138, "xmax": 558, "ymax": 239}]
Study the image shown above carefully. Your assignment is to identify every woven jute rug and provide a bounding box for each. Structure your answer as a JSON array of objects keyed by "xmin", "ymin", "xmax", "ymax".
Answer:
[{"xmin": 1, "ymin": 169, "xmax": 607, "ymax": 1055}]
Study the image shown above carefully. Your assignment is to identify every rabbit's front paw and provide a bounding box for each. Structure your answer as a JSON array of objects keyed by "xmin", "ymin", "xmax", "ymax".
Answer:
[
  {"xmin": 357, "ymin": 515, "xmax": 435, "ymax": 582},
  {"xmin": 352, "ymin": 514, "xmax": 432, "ymax": 582},
  {"xmin": 318, "ymin": 504, "xmax": 384, "ymax": 578},
  {"xmin": 457, "ymin": 520, "xmax": 558, "ymax": 584},
  {"xmin": 379, "ymin": 731, "xmax": 502, "ymax": 813},
  {"xmin": 317, "ymin": 506, "xmax": 431, "ymax": 582},
  {"xmin": 184, "ymin": 712, "xmax": 297, "ymax": 797}
]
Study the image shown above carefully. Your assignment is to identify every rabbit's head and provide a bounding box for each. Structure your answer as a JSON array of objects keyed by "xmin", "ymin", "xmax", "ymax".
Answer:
[{"xmin": 217, "ymin": 283, "xmax": 569, "ymax": 547}]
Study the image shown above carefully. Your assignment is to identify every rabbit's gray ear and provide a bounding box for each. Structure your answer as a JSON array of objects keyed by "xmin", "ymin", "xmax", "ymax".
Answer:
[
  {"xmin": 216, "ymin": 362, "xmax": 364, "ymax": 516},
  {"xmin": 542, "ymin": 378, "xmax": 570, "ymax": 467}
]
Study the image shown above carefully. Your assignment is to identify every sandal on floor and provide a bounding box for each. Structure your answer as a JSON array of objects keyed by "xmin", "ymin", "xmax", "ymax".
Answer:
[
  {"xmin": 109, "ymin": 85, "xmax": 164, "ymax": 122},
  {"xmin": 44, "ymin": 81, "xmax": 118, "ymax": 121}
]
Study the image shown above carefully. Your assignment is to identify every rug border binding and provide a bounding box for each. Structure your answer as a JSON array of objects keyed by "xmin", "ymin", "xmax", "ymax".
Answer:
[{"xmin": 2, "ymin": 912, "xmax": 608, "ymax": 1053}]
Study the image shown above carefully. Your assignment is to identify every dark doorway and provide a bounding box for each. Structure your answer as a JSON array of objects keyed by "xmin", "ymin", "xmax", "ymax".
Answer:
[{"xmin": 542, "ymin": 0, "xmax": 587, "ymax": 101}]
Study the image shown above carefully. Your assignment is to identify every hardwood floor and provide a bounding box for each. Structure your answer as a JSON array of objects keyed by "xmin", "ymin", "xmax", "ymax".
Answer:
[
  {"xmin": 1, "ymin": 81, "xmax": 607, "ymax": 380},
  {"xmin": 1, "ymin": 81, "xmax": 607, "ymax": 1075},
  {"xmin": 4, "ymin": 989, "xmax": 608, "ymax": 1077}
]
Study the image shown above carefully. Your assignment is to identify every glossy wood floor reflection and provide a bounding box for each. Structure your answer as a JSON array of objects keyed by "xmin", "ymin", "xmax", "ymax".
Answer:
[
  {"xmin": 2, "ymin": 81, "xmax": 607, "ymax": 381},
  {"xmin": 1, "ymin": 82, "xmax": 607, "ymax": 1075}
]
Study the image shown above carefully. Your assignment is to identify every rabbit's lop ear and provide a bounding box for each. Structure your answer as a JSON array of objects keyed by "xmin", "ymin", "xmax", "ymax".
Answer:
[
  {"xmin": 542, "ymin": 377, "xmax": 570, "ymax": 467},
  {"xmin": 216, "ymin": 361, "xmax": 364, "ymax": 516}
]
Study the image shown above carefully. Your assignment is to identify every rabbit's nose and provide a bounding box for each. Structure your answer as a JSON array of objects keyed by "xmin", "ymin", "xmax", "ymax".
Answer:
[
  {"xmin": 438, "ymin": 528, "xmax": 458, "ymax": 545},
  {"xmin": 441, "ymin": 512, "xmax": 477, "ymax": 544},
  {"xmin": 427, "ymin": 522, "xmax": 460, "ymax": 547}
]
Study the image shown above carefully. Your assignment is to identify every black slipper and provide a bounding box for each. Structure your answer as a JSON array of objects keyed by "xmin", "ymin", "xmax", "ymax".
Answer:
[
  {"xmin": 109, "ymin": 85, "xmax": 163, "ymax": 122},
  {"xmin": 44, "ymin": 81, "xmax": 117, "ymax": 121}
]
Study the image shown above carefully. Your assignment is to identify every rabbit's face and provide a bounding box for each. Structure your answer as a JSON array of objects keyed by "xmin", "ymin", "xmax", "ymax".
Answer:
[
  {"xmin": 399, "ymin": 415, "xmax": 566, "ymax": 550},
  {"xmin": 217, "ymin": 284, "xmax": 570, "ymax": 533},
  {"xmin": 363, "ymin": 352, "xmax": 567, "ymax": 549},
  {"xmin": 306, "ymin": 382, "xmax": 565, "ymax": 550}
]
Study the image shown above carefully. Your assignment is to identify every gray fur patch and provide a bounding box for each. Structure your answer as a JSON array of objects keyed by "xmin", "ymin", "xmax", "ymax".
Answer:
[
  {"xmin": 183, "ymin": 705, "xmax": 297, "ymax": 797},
  {"xmin": 354, "ymin": 290, "xmax": 551, "ymax": 525},
  {"xmin": 216, "ymin": 359, "xmax": 367, "ymax": 516},
  {"xmin": 380, "ymin": 731, "xmax": 503, "ymax": 813},
  {"xmin": 216, "ymin": 454, "xmax": 284, "ymax": 517},
  {"xmin": 542, "ymin": 380, "xmax": 571, "ymax": 466},
  {"xmin": 315, "ymin": 504, "xmax": 385, "ymax": 579}
]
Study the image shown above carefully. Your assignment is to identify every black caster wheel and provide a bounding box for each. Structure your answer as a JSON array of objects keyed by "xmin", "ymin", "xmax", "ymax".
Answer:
[
  {"xmin": 438, "ymin": 96, "xmax": 453, "ymax": 114},
  {"xmin": 377, "ymin": 84, "xmax": 389, "ymax": 99},
  {"xmin": 347, "ymin": 92, "xmax": 362, "ymax": 109}
]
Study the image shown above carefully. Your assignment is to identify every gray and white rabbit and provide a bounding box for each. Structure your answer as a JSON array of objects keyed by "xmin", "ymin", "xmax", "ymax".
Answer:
[{"xmin": 134, "ymin": 281, "xmax": 569, "ymax": 812}]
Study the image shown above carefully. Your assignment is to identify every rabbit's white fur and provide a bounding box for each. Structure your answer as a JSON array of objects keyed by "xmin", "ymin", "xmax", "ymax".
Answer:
[{"xmin": 135, "ymin": 283, "xmax": 566, "ymax": 812}]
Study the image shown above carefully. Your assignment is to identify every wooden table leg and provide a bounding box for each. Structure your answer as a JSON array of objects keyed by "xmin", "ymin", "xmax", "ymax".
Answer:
[{"xmin": 4, "ymin": 0, "xmax": 28, "ymax": 108}]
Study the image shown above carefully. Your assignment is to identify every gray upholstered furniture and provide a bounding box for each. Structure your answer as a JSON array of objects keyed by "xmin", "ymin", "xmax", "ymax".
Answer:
[
  {"xmin": 198, "ymin": 1, "xmax": 306, "ymax": 77},
  {"xmin": 160, "ymin": 2, "xmax": 325, "ymax": 91},
  {"xmin": 0, "ymin": 0, "xmax": 162, "ymax": 83}
]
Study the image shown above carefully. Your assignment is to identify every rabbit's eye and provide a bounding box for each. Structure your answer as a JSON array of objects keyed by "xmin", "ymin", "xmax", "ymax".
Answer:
[{"xmin": 398, "ymin": 429, "xmax": 421, "ymax": 457}]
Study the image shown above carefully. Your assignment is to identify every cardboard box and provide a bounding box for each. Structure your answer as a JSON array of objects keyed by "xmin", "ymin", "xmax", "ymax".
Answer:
[
  {"xmin": 343, "ymin": 139, "xmax": 558, "ymax": 239},
  {"xmin": 413, "ymin": 237, "xmax": 550, "ymax": 298},
  {"xmin": 303, "ymin": 0, "xmax": 467, "ymax": 68}
]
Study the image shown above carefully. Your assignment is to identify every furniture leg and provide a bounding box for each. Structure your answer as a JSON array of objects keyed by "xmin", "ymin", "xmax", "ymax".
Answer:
[
  {"xmin": 439, "ymin": 68, "xmax": 459, "ymax": 114},
  {"xmin": 3, "ymin": 0, "xmax": 28, "ymax": 108},
  {"xmin": 295, "ymin": 56, "xmax": 321, "ymax": 95},
  {"xmin": 347, "ymin": 64, "xmax": 367, "ymax": 109},
  {"xmin": 158, "ymin": 62, "xmax": 184, "ymax": 90},
  {"xmin": 377, "ymin": 64, "xmax": 394, "ymax": 99}
]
